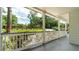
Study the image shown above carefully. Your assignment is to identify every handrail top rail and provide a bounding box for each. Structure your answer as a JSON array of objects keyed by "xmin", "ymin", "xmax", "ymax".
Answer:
[
  {"xmin": 1, "ymin": 31, "xmax": 65, "ymax": 35},
  {"xmin": 1, "ymin": 32, "xmax": 37, "ymax": 35}
]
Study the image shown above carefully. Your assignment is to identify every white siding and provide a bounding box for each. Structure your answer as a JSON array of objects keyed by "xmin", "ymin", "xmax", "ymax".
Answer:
[{"xmin": 70, "ymin": 8, "xmax": 79, "ymax": 45}]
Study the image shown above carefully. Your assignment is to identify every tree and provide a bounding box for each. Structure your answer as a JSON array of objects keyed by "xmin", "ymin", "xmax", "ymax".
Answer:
[
  {"xmin": 2, "ymin": 15, "xmax": 7, "ymax": 26},
  {"xmin": 45, "ymin": 15, "xmax": 58, "ymax": 29},
  {"xmin": 2, "ymin": 15, "xmax": 17, "ymax": 26},
  {"xmin": 28, "ymin": 11, "xmax": 58, "ymax": 30},
  {"xmin": 12, "ymin": 15, "xmax": 17, "ymax": 25},
  {"xmin": 28, "ymin": 11, "xmax": 42, "ymax": 28}
]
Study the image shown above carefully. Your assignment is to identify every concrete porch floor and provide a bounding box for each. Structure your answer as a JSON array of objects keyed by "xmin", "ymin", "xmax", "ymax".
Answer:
[{"xmin": 23, "ymin": 35, "xmax": 79, "ymax": 51}]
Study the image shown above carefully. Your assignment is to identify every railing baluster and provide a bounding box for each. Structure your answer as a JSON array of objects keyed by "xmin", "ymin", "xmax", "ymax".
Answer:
[
  {"xmin": 20, "ymin": 34, "xmax": 21, "ymax": 48},
  {"xmin": 2, "ymin": 35, "xmax": 4, "ymax": 50},
  {"xmin": 19, "ymin": 34, "xmax": 21, "ymax": 48},
  {"xmin": 21, "ymin": 34, "xmax": 23, "ymax": 47},
  {"xmin": 22, "ymin": 34, "xmax": 25, "ymax": 47},
  {"xmin": 1, "ymin": 35, "xmax": 3, "ymax": 50},
  {"xmin": 1, "ymin": 33, "xmax": 37, "ymax": 51},
  {"xmin": 19, "ymin": 34, "xmax": 22, "ymax": 48},
  {"xmin": 9, "ymin": 34, "xmax": 11, "ymax": 51},
  {"xmin": 16, "ymin": 35, "xmax": 17, "ymax": 49},
  {"xmin": 14, "ymin": 35, "xmax": 16, "ymax": 49},
  {"xmin": 24, "ymin": 34, "xmax": 25, "ymax": 46},
  {"xmin": 12, "ymin": 35, "xmax": 15, "ymax": 50},
  {"xmin": 4, "ymin": 35, "xmax": 6, "ymax": 51},
  {"xmin": 1, "ymin": 35, "xmax": 4, "ymax": 51}
]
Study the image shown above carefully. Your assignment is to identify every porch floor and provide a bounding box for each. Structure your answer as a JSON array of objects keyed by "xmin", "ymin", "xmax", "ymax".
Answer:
[{"xmin": 23, "ymin": 35, "xmax": 79, "ymax": 51}]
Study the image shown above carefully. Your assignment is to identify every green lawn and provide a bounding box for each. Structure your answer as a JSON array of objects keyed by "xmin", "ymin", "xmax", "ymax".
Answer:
[{"xmin": 2, "ymin": 29, "xmax": 43, "ymax": 33}]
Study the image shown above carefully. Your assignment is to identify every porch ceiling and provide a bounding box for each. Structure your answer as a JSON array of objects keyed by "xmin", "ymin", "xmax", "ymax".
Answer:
[{"xmin": 28, "ymin": 7, "xmax": 75, "ymax": 23}]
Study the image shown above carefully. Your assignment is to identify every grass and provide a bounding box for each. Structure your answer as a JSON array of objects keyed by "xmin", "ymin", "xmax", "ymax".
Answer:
[
  {"xmin": 12, "ymin": 29, "xmax": 43, "ymax": 33},
  {"xmin": 2, "ymin": 28, "xmax": 43, "ymax": 33}
]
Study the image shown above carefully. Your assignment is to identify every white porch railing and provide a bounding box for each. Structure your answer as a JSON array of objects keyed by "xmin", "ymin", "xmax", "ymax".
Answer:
[
  {"xmin": 1, "ymin": 33, "xmax": 37, "ymax": 51},
  {"xmin": 1, "ymin": 31, "xmax": 66, "ymax": 51}
]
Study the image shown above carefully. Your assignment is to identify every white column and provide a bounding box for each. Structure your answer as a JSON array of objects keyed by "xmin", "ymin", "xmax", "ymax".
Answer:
[
  {"xmin": 58, "ymin": 20, "xmax": 60, "ymax": 31},
  {"xmin": 65, "ymin": 23, "xmax": 67, "ymax": 35},
  {"xmin": 0, "ymin": 7, "xmax": 2, "ymax": 50},
  {"xmin": 42, "ymin": 12, "xmax": 45, "ymax": 44},
  {"xmin": 58, "ymin": 20, "xmax": 61, "ymax": 37},
  {"xmin": 65, "ymin": 23, "xmax": 67, "ymax": 31}
]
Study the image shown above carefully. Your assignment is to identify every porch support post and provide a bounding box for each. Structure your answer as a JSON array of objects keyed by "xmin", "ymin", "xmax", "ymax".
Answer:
[
  {"xmin": 58, "ymin": 20, "xmax": 60, "ymax": 31},
  {"xmin": 0, "ymin": 7, "xmax": 2, "ymax": 50},
  {"xmin": 6, "ymin": 7, "xmax": 12, "ymax": 33},
  {"xmin": 42, "ymin": 12, "xmax": 45, "ymax": 44},
  {"xmin": 65, "ymin": 23, "xmax": 67, "ymax": 35},
  {"xmin": 58, "ymin": 20, "xmax": 61, "ymax": 37},
  {"xmin": 65, "ymin": 23, "xmax": 67, "ymax": 31}
]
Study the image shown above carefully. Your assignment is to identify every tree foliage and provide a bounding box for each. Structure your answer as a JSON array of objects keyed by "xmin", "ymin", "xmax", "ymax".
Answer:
[
  {"xmin": 12, "ymin": 15, "xmax": 17, "ymax": 25},
  {"xmin": 2, "ymin": 14, "xmax": 17, "ymax": 26},
  {"xmin": 28, "ymin": 11, "xmax": 42, "ymax": 28},
  {"xmin": 28, "ymin": 11, "xmax": 58, "ymax": 29},
  {"xmin": 45, "ymin": 15, "xmax": 58, "ymax": 29}
]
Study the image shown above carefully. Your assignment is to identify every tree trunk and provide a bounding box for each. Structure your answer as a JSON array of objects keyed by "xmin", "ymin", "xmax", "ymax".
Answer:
[{"xmin": 6, "ymin": 7, "xmax": 12, "ymax": 33}]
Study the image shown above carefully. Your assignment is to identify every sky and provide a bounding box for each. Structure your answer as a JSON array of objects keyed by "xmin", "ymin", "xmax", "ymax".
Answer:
[
  {"xmin": 12, "ymin": 7, "xmax": 30, "ymax": 24},
  {"xmin": 3, "ymin": 7, "xmax": 42, "ymax": 24},
  {"xmin": 3, "ymin": 7, "xmax": 31, "ymax": 24},
  {"xmin": 3, "ymin": 7, "xmax": 66, "ymax": 25}
]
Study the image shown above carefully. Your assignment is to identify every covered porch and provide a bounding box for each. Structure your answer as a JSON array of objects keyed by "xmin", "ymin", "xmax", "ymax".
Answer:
[{"xmin": 0, "ymin": 7, "xmax": 69, "ymax": 51}]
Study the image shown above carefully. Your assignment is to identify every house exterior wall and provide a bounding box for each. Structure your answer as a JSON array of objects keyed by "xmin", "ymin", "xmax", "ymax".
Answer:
[{"xmin": 70, "ymin": 8, "xmax": 79, "ymax": 45}]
